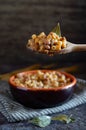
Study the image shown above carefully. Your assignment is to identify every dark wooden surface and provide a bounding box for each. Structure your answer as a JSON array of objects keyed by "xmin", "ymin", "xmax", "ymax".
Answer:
[{"xmin": 0, "ymin": 0, "xmax": 86, "ymax": 74}]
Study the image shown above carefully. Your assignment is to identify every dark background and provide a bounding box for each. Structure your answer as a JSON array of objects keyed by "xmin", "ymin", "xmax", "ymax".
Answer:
[{"xmin": 0, "ymin": 0, "xmax": 86, "ymax": 73}]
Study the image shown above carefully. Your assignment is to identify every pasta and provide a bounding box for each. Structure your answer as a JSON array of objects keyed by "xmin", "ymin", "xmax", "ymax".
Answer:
[
  {"xmin": 27, "ymin": 32, "xmax": 67, "ymax": 55},
  {"xmin": 14, "ymin": 70, "xmax": 71, "ymax": 89}
]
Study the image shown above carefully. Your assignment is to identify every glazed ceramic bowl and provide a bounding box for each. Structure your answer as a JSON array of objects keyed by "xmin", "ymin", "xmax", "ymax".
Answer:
[{"xmin": 9, "ymin": 70, "xmax": 76, "ymax": 108}]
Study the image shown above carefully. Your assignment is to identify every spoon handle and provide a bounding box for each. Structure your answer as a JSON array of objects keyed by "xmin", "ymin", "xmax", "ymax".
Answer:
[{"xmin": 73, "ymin": 44, "xmax": 86, "ymax": 52}]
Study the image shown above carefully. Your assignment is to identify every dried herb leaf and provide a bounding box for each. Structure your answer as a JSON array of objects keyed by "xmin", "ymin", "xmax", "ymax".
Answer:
[
  {"xmin": 29, "ymin": 114, "xmax": 75, "ymax": 127},
  {"xmin": 52, "ymin": 114, "xmax": 75, "ymax": 124},
  {"xmin": 30, "ymin": 115, "xmax": 51, "ymax": 127},
  {"xmin": 52, "ymin": 23, "xmax": 61, "ymax": 37}
]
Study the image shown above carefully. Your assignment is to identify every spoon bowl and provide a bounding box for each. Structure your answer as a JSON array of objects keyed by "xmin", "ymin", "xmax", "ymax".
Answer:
[{"xmin": 27, "ymin": 41, "xmax": 86, "ymax": 56}]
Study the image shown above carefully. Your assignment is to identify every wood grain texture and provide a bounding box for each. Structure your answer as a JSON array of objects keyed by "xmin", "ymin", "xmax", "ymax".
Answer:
[{"xmin": 0, "ymin": 0, "xmax": 86, "ymax": 73}]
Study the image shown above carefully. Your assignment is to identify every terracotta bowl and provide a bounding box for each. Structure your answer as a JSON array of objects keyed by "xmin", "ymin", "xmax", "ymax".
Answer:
[{"xmin": 9, "ymin": 70, "xmax": 76, "ymax": 108}]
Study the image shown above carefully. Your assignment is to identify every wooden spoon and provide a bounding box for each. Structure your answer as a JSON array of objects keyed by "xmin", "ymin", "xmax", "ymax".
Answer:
[
  {"xmin": 58, "ymin": 42, "xmax": 86, "ymax": 54},
  {"xmin": 27, "ymin": 42, "xmax": 86, "ymax": 56}
]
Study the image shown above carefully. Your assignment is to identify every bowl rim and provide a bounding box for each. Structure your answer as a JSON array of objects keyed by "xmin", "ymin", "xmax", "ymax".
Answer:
[{"xmin": 9, "ymin": 70, "xmax": 77, "ymax": 91}]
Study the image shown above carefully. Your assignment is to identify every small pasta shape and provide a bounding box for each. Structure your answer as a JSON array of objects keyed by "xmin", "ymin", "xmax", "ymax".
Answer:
[
  {"xmin": 27, "ymin": 31, "xmax": 67, "ymax": 55},
  {"xmin": 14, "ymin": 70, "xmax": 71, "ymax": 89}
]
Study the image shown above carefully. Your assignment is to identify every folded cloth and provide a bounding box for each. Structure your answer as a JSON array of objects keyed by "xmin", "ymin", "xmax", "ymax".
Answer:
[{"xmin": 0, "ymin": 78, "xmax": 86, "ymax": 122}]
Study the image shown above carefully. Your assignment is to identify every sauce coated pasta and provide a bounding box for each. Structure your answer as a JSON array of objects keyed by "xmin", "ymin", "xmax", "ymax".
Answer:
[
  {"xmin": 27, "ymin": 32, "xmax": 67, "ymax": 55},
  {"xmin": 14, "ymin": 70, "xmax": 71, "ymax": 89}
]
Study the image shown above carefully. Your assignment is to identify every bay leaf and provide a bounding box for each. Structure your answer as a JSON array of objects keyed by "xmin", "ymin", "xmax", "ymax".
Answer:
[{"xmin": 52, "ymin": 23, "xmax": 61, "ymax": 36}]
